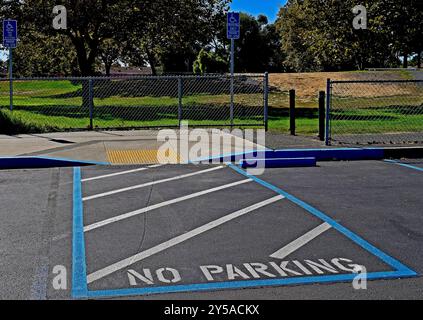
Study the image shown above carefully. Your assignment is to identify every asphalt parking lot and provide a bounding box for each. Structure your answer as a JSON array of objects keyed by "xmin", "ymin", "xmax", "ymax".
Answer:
[{"xmin": 0, "ymin": 158, "xmax": 422, "ymax": 299}]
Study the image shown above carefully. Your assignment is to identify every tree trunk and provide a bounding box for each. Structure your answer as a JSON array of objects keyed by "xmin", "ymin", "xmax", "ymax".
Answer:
[
  {"xmin": 403, "ymin": 52, "xmax": 408, "ymax": 68},
  {"xmin": 149, "ymin": 61, "xmax": 157, "ymax": 76},
  {"xmin": 105, "ymin": 62, "xmax": 112, "ymax": 76},
  {"xmin": 145, "ymin": 47, "xmax": 157, "ymax": 75},
  {"xmin": 68, "ymin": 34, "xmax": 97, "ymax": 129},
  {"xmin": 417, "ymin": 51, "xmax": 422, "ymax": 69},
  {"xmin": 73, "ymin": 45, "xmax": 93, "ymax": 126}
]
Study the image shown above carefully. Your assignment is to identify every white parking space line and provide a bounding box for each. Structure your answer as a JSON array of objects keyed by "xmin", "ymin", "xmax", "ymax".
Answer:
[
  {"xmin": 81, "ymin": 164, "xmax": 163, "ymax": 182},
  {"xmin": 84, "ymin": 178, "xmax": 253, "ymax": 232},
  {"xmin": 83, "ymin": 166, "xmax": 225, "ymax": 201},
  {"xmin": 87, "ymin": 195, "xmax": 284, "ymax": 283},
  {"xmin": 270, "ymin": 222, "xmax": 332, "ymax": 260}
]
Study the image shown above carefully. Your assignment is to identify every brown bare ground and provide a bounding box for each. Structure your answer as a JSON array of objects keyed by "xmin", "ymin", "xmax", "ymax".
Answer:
[{"xmin": 269, "ymin": 71, "xmax": 416, "ymax": 100}]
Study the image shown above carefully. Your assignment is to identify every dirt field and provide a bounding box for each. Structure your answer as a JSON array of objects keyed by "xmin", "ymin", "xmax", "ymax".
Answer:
[{"xmin": 269, "ymin": 70, "xmax": 417, "ymax": 100}]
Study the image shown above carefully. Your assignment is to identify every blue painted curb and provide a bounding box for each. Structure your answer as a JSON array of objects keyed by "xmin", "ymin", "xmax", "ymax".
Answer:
[
  {"xmin": 0, "ymin": 156, "xmax": 109, "ymax": 169},
  {"xmin": 240, "ymin": 157, "xmax": 316, "ymax": 168},
  {"xmin": 207, "ymin": 148, "xmax": 385, "ymax": 163}
]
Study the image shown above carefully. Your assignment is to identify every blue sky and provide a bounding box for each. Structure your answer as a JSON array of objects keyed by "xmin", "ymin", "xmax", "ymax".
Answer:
[{"xmin": 230, "ymin": 0, "xmax": 287, "ymax": 22}]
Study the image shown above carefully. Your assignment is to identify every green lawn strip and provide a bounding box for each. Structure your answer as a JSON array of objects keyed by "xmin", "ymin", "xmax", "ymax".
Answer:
[
  {"xmin": 2, "ymin": 85, "xmax": 420, "ymax": 111},
  {"xmin": 2, "ymin": 107, "xmax": 421, "ymax": 136},
  {"xmin": 0, "ymin": 96, "xmax": 83, "ymax": 107},
  {"xmin": 268, "ymin": 117, "xmax": 317, "ymax": 134},
  {"xmin": 331, "ymin": 115, "xmax": 423, "ymax": 134},
  {"xmin": 332, "ymin": 95, "xmax": 423, "ymax": 109},
  {"xmin": 0, "ymin": 108, "xmax": 307, "ymax": 134},
  {"xmin": 0, "ymin": 80, "xmax": 81, "ymax": 96}
]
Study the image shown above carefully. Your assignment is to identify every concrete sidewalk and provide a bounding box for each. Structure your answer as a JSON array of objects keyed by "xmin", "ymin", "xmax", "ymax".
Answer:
[
  {"xmin": 0, "ymin": 130, "xmax": 269, "ymax": 164},
  {"xmin": 2, "ymin": 130, "xmax": 422, "ymax": 166}
]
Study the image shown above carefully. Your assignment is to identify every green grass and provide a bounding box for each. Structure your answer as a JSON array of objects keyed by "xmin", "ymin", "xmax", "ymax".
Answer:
[
  {"xmin": 331, "ymin": 115, "xmax": 423, "ymax": 134},
  {"xmin": 0, "ymin": 79, "xmax": 422, "ymax": 136},
  {"xmin": 3, "ymin": 106, "xmax": 421, "ymax": 136},
  {"xmin": 0, "ymin": 80, "xmax": 81, "ymax": 95}
]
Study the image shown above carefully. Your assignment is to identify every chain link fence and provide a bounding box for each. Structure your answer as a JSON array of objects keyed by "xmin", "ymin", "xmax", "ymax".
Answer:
[
  {"xmin": 0, "ymin": 74, "xmax": 267, "ymax": 133},
  {"xmin": 327, "ymin": 80, "xmax": 423, "ymax": 145}
]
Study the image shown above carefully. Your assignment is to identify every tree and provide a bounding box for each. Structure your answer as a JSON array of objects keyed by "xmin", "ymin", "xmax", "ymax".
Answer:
[
  {"xmin": 124, "ymin": 0, "xmax": 230, "ymax": 74},
  {"xmin": 0, "ymin": 59, "xmax": 6, "ymax": 77},
  {"xmin": 259, "ymin": 17, "xmax": 286, "ymax": 72},
  {"xmin": 374, "ymin": 0, "xmax": 423, "ymax": 68},
  {"xmin": 193, "ymin": 49, "xmax": 227, "ymax": 74},
  {"xmin": 210, "ymin": 13, "xmax": 284, "ymax": 73},
  {"xmin": 12, "ymin": 32, "xmax": 78, "ymax": 77},
  {"xmin": 10, "ymin": 0, "xmax": 133, "ymax": 76},
  {"xmin": 275, "ymin": 0, "xmax": 408, "ymax": 71},
  {"xmin": 98, "ymin": 39, "xmax": 123, "ymax": 76},
  {"xmin": 275, "ymin": 1, "xmax": 316, "ymax": 72}
]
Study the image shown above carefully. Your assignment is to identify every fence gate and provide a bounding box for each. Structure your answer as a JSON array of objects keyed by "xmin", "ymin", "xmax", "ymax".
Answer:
[{"xmin": 327, "ymin": 79, "xmax": 423, "ymax": 146}]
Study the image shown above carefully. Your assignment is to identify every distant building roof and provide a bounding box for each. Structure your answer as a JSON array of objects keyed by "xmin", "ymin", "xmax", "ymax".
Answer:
[{"xmin": 109, "ymin": 66, "xmax": 152, "ymax": 76}]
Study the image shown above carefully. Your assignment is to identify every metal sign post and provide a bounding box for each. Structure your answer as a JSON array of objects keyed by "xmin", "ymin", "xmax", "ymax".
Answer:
[
  {"xmin": 9, "ymin": 47, "xmax": 13, "ymax": 111},
  {"xmin": 230, "ymin": 38, "xmax": 234, "ymax": 127},
  {"xmin": 3, "ymin": 20, "xmax": 18, "ymax": 111},
  {"xmin": 227, "ymin": 12, "xmax": 240, "ymax": 127}
]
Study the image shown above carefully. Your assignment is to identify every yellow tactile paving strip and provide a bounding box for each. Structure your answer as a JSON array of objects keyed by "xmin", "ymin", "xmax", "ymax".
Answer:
[{"xmin": 107, "ymin": 149, "xmax": 181, "ymax": 165}]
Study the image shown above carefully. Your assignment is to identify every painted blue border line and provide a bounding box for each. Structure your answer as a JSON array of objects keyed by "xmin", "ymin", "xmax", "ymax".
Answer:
[
  {"xmin": 86, "ymin": 271, "xmax": 406, "ymax": 298},
  {"xmin": 72, "ymin": 167, "xmax": 88, "ymax": 298},
  {"xmin": 203, "ymin": 147, "xmax": 385, "ymax": 163},
  {"xmin": 228, "ymin": 163, "xmax": 417, "ymax": 276},
  {"xmin": 384, "ymin": 159, "xmax": 423, "ymax": 172},
  {"xmin": 34, "ymin": 156, "xmax": 110, "ymax": 166},
  {"xmin": 0, "ymin": 156, "xmax": 109, "ymax": 169},
  {"xmin": 192, "ymin": 148, "xmax": 268, "ymax": 163},
  {"xmin": 240, "ymin": 157, "xmax": 316, "ymax": 168},
  {"xmin": 78, "ymin": 161, "xmax": 416, "ymax": 299}
]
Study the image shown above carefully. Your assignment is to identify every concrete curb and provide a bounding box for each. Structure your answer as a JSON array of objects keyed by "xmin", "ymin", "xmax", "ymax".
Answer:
[
  {"xmin": 208, "ymin": 147, "xmax": 423, "ymax": 163},
  {"xmin": 0, "ymin": 156, "xmax": 109, "ymax": 170},
  {"xmin": 1, "ymin": 147, "xmax": 422, "ymax": 169},
  {"xmin": 383, "ymin": 147, "xmax": 423, "ymax": 159},
  {"xmin": 240, "ymin": 157, "xmax": 317, "ymax": 168}
]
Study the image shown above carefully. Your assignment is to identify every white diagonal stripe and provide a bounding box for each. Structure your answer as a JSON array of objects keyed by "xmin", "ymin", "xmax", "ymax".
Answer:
[
  {"xmin": 270, "ymin": 222, "xmax": 332, "ymax": 260},
  {"xmin": 81, "ymin": 165, "xmax": 163, "ymax": 182},
  {"xmin": 87, "ymin": 195, "xmax": 284, "ymax": 283},
  {"xmin": 83, "ymin": 166, "xmax": 224, "ymax": 201},
  {"xmin": 84, "ymin": 178, "xmax": 252, "ymax": 232}
]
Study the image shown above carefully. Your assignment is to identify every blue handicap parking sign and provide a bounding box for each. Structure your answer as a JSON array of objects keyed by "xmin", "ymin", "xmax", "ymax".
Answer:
[
  {"xmin": 227, "ymin": 12, "xmax": 240, "ymax": 40},
  {"xmin": 3, "ymin": 20, "xmax": 18, "ymax": 48}
]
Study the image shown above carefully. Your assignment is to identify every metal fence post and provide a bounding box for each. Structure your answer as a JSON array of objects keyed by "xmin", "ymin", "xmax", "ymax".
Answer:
[
  {"xmin": 230, "ymin": 39, "xmax": 235, "ymax": 128},
  {"xmin": 325, "ymin": 79, "xmax": 331, "ymax": 145},
  {"xmin": 9, "ymin": 48, "xmax": 13, "ymax": 112},
  {"xmin": 178, "ymin": 77, "xmax": 183, "ymax": 127},
  {"xmin": 318, "ymin": 91, "xmax": 325, "ymax": 141},
  {"xmin": 264, "ymin": 72, "xmax": 269, "ymax": 131},
  {"xmin": 89, "ymin": 78, "xmax": 94, "ymax": 130},
  {"xmin": 289, "ymin": 89, "xmax": 296, "ymax": 135}
]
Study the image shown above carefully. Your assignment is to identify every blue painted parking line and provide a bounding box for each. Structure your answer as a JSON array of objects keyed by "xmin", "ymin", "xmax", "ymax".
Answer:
[
  {"xmin": 72, "ymin": 164, "xmax": 417, "ymax": 299},
  {"xmin": 384, "ymin": 159, "xmax": 423, "ymax": 172},
  {"xmin": 228, "ymin": 164, "xmax": 417, "ymax": 276},
  {"xmin": 85, "ymin": 271, "xmax": 407, "ymax": 298},
  {"xmin": 72, "ymin": 167, "xmax": 88, "ymax": 299}
]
